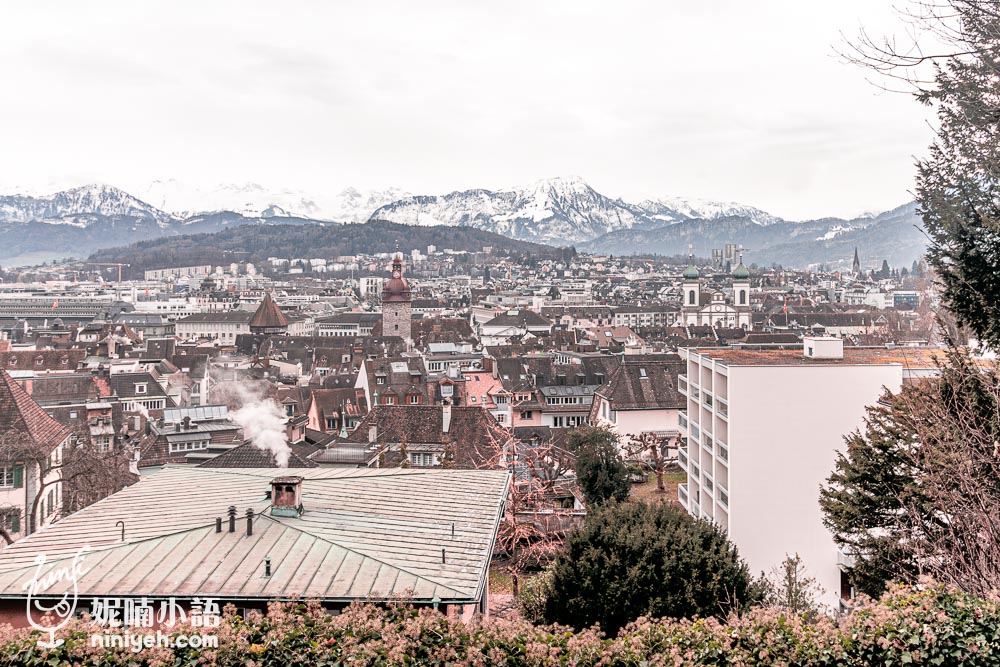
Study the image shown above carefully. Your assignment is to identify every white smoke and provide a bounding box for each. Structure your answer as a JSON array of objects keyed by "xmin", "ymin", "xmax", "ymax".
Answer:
[{"xmin": 216, "ymin": 378, "xmax": 292, "ymax": 468}]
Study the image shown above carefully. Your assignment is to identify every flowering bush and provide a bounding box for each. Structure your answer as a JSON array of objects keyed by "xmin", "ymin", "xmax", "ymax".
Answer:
[{"xmin": 1, "ymin": 582, "xmax": 998, "ymax": 666}]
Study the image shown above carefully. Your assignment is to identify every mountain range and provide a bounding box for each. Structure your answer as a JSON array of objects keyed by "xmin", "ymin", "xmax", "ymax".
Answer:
[{"xmin": 0, "ymin": 179, "xmax": 926, "ymax": 269}]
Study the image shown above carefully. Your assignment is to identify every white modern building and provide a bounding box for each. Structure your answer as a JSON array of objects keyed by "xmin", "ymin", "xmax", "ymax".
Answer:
[{"xmin": 677, "ymin": 337, "xmax": 941, "ymax": 611}]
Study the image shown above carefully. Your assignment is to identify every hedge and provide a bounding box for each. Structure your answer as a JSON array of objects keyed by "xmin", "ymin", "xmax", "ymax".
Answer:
[{"xmin": 2, "ymin": 581, "xmax": 998, "ymax": 666}]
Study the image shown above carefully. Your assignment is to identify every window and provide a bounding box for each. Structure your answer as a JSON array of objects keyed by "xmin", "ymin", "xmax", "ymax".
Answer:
[
  {"xmin": 739, "ymin": 290, "xmax": 746, "ymax": 305},
  {"xmin": 326, "ymin": 418, "xmax": 337, "ymax": 430},
  {"xmin": 688, "ymin": 291, "xmax": 695, "ymax": 305},
  {"xmin": 0, "ymin": 466, "xmax": 15, "ymax": 487},
  {"xmin": 410, "ymin": 452, "xmax": 434, "ymax": 467},
  {"xmin": 135, "ymin": 383, "xmax": 147, "ymax": 395},
  {"xmin": 168, "ymin": 440, "xmax": 209, "ymax": 454},
  {"xmin": 639, "ymin": 368, "xmax": 647, "ymax": 378},
  {"xmin": 96, "ymin": 436, "xmax": 112, "ymax": 454},
  {"xmin": 408, "ymin": 395, "xmax": 420, "ymax": 405},
  {"xmin": 471, "ymin": 396, "xmax": 477, "ymax": 403},
  {"xmin": 384, "ymin": 395, "xmax": 395, "ymax": 405},
  {"xmin": 519, "ymin": 411, "xmax": 533, "ymax": 419}
]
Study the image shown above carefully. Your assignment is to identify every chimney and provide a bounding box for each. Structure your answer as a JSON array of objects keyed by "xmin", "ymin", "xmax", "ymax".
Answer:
[
  {"xmin": 270, "ymin": 476, "xmax": 304, "ymax": 517},
  {"xmin": 182, "ymin": 416, "xmax": 192, "ymax": 430},
  {"xmin": 442, "ymin": 401, "xmax": 452, "ymax": 434}
]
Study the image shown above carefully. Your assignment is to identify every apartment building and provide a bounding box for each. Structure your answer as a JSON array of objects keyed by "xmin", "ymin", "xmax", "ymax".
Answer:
[{"xmin": 676, "ymin": 337, "xmax": 941, "ymax": 611}]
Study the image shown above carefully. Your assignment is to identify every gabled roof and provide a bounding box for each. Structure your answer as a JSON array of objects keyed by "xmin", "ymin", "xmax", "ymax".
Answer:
[
  {"xmin": 0, "ymin": 467, "xmax": 510, "ymax": 604},
  {"xmin": 197, "ymin": 441, "xmax": 318, "ymax": 468},
  {"xmin": 597, "ymin": 355, "xmax": 685, "ymax": 410},
  {"xmin": 0, "ymin": 370, "xmax": 69, "ymax": 454}
]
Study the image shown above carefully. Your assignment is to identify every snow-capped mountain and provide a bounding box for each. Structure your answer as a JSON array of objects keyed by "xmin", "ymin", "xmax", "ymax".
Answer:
[
  {"xmin": 638, "ymin": 196, "xmax": 784, "ymax": 226},
  {"xmin": 140, "ymin": 180, "xmax": 409, "ymax": 222},
  {"xmin": 369, "ymin": 176, "xmax": 657, "ymax": 245},
  {"xmin": 367, "ymin": 176, "xmax": 787, "ymax": 245},
  {"xmin": 0, "ymin": 184, "xmax": 174, "ymax": 227}
]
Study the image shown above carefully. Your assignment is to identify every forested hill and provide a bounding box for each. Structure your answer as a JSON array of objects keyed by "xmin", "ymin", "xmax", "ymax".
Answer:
[{"xmin": 88, "ymin": 220, "xmax": 563, "ymax": 278}]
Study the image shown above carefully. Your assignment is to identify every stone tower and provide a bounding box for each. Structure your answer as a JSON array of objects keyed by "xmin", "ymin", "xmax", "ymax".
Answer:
[{"xmin": 381, "ymin": 252, "xmax": 412, "ymax": 341}]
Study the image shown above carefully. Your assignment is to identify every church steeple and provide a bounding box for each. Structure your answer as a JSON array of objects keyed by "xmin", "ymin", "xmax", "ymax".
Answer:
[{"xmin": 852, "ymin": 247, "xmax": 861, "ymax": 275}]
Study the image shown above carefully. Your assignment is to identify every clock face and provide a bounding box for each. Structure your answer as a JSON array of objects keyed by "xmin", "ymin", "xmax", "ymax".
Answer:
[
  {"xmin": 714, "ymin": 305, "xmax": 722, "ymax": 312},
  {"xmin": 392, "ymin": 270, "xmax": 401, "ymax": 278}
]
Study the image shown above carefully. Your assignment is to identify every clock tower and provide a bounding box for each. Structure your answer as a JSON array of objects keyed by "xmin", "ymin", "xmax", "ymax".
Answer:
[{"xmin": 381, "ymin": 252, "xmax": 412, "ymax": 341}]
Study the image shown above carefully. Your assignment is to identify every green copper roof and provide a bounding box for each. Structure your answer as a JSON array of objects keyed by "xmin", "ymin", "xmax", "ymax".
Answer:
[
  {"xmin": 732, "ymin": 262, "xmax": 750, "ymax": 279},
  {"xmin": 683, "ymin": 265, "xmax": 700, "ymax": 280}
]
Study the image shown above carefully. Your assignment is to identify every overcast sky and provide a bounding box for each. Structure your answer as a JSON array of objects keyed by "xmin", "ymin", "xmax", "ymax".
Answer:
[{"xmin": 0, "ymin": 1, "xmax": 932, "ymax": 220}]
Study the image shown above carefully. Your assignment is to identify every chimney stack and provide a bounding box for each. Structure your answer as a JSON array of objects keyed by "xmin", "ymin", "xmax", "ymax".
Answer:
[
  {"xmin": 246, "ymin": 508, "xmax": 255, "ymax": 536},
  {"xmin": 269, "ymin": 476, "xmax": 304, "ymax": 517},
  {"xmin": 442, "ymin": 400, "xmax": 452, "ymax": 434},
  {"xmin": 227, "ymin": 505, "xmax": 237, "ymax": 532}
]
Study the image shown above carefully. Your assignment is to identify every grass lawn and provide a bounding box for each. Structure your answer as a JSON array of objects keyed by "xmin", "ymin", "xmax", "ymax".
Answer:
[{"xmin": 629, "ymin": 468, "xmax": 686, "ymax": 503}]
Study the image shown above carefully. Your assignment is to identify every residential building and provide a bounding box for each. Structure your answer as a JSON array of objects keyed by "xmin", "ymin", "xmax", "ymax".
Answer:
[{"xmin": 676, "ymin": 338, "xmax": 942, "ymax": 611}]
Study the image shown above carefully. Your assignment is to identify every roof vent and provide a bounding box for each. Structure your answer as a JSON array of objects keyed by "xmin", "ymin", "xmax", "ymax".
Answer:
[{"xmin": 270, "ymin": 476, "xmax": 304, "ymax": 517}]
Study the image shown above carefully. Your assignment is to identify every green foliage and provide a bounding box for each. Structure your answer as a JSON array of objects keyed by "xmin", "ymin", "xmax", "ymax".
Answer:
[
  {"xmin": 821, "ymin": 348, "xmax": 1000, "ymax": 598},
  {"xmin": 4, "ymin": 582, "xmax": 999, "ymax": 665},
  {"xmin": 515, "ymin": 566, "xmax": 554, "ymax": 624},
  {"xmin": 569, "ymin": 426, "xmax": 630, "ymax": 506},
  {"xmin": 542, "ymin": 501, "xmax": 760, "ymax": 634},
  {"xmin": 911, "ymin": 5, "xmax": 1000, "ymax": 349}
]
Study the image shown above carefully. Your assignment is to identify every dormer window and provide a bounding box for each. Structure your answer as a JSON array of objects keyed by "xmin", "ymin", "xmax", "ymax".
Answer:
[
  {"xmin": 7, "ymin": 358, "xmax": 15, "ymax": 367},
  {"xmin": 60, "ymin": 357, "xmax": 68, "ymax": 366},
  {"xmin": 35, "ymin": 356, "xmax": 44, "ymax": 367},
  {"xmin": 639, "ymin": 368, "xmax": 647, "ymax": 378},
  {"xmin": 135, "ymin": 383, "xmax": 147, "ymax": 395}
]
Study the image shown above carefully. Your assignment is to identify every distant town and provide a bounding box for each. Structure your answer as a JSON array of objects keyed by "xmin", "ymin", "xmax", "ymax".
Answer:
[{"xmin": 0, "ymin": 237, "xmax": 946, "ymax": 622}]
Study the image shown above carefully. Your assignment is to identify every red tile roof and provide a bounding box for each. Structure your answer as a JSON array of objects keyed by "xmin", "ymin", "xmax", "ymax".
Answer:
[{"xmin": 0, "ymin": 370, "xmax": 69, "ymax": 454}]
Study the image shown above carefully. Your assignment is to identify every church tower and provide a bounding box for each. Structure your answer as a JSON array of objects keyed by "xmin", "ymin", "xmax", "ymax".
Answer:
[
  {"xmin": 682, "ymin": 245, "xmax": 701, "ymax": 311},
  {"xmin": 852, "ymin": 247, "xmax": 861, "ymax": 276},
  {"xmin": 732, "ymin": 248, "xmax": 751, "ymax": 328},
  {"xmin": 381, "ymin": 252, "xmax": 412, "ymax": 341}
]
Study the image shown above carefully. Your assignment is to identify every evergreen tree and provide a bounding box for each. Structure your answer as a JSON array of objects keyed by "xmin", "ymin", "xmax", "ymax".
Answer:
[
  {"xmin": 542, "ymin": 502, "xmax": 760, "ymax": 633},
  {"xmin": 569, "ymin": 426, "xmax": 630, "ymax": 506}
]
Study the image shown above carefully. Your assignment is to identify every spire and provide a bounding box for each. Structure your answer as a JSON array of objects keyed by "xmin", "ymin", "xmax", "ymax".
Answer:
[
  {"xmin": 683, "ymin": 243, "xmax": 700, "ymax": 280},
  {"xmin": 852, "ymin": 247, "xmax": 861, "ymax": 274}
]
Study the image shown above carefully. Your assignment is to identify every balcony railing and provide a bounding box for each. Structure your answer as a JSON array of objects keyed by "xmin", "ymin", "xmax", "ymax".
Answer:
[
  {"xmin": 678, "ymin": 411, "xmax": 688, "ymax": 430},
  {"xmin": 678, "ymin": 449, "xmax": 688, "ymax": 470},
  {"xmin": 704, "ymin": 475, "xmax": 714, "ymax": 493},
  {"xmin": 678, "ymin": 483, "xmax": 688, "ymax": 508},
  {"xmin": 703, "ymin": 391, "xmax": 713, "ymax": 408},
  {"xmin": 717, "ymin": 397, "xmax": 728, "ymax": 419},
  {"xmin": 718, "ymin": 488, "xmax": 729, "ymax": 507},
  {"xmin": 690, "ymin": 423, "xmax": 700, "ymax": 441},
  {"xmin": 717, "ymin": 442, "xmax": 728, "ymax": 463},
  {"xmin": 678, "ymin": 374, "xmax": 688, "ymax": 396}
]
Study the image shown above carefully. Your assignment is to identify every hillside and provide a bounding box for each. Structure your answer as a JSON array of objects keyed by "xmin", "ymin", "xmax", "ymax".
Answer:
[
  {"xmin": 88, "ymin": 220, "xmax": 561, "ymax": 278},
  {"xmin": 581, "ymin": 203, "xmax": 925, "ymax": 269}
]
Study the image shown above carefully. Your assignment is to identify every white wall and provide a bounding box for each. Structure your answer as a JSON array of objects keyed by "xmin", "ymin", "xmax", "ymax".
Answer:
[{"xmin": 727, "ymin": 364, "xmax": 903, "ymax": 610}]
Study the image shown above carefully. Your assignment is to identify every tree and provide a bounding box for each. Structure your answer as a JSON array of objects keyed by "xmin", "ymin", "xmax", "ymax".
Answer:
[
  {"xmin": 569, "ymin": 426, "xmax": 630, "ymax": 505},
  {"xmin": 623, "ymin": 431, "xmax": 678, "ymax": 493},
  {"xmin": 763, "ymin": 554, "xmax": 825, "ymax": 620},
  {"xmin": 542, "ymin": 501, "xmax": 760, "ymax": 633},
  {"xmin": 845, "ymin": 1, "xmax": 1000, "ymax": 349},
  {"xmin": 821, "ymin": 348, "xmax": 1000, "ymax": 599}
]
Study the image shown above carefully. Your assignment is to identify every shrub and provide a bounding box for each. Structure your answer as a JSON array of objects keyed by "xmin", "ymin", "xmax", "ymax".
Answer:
[{"xmin": 542, "ymin": 501, "xmax": 761, "ymax": 634}]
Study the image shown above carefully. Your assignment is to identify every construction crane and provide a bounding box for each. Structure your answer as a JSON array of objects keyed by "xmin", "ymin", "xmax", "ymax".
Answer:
[{"xmin": 83, "ymin": 262, "xmax": 130, "ymax": 282}]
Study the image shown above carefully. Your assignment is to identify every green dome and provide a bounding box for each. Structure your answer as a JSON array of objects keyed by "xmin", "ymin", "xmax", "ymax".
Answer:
[
  {"xmin": 683, "ymin": 265, "xmax": 700, "ymax": 280},
  {"xmin": 732, "ymin": 262, "xmax": 750, "ymax": 279}
]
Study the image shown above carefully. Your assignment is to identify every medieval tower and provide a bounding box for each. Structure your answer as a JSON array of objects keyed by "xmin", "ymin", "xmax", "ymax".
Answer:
[{"xmin": 381, "ymin": 252, "xmax": 412, "ymax": 341}]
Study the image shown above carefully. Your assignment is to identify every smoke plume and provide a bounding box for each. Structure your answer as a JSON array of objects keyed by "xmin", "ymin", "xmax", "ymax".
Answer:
[{"xmin": 214, "ymin": 377, "xmax": 291, "ymax": 468}]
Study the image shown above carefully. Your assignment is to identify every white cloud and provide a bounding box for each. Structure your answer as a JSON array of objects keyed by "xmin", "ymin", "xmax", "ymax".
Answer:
[{"xmin": 0, "ymin": 0, "xmax": 933, "ymax": 220}]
